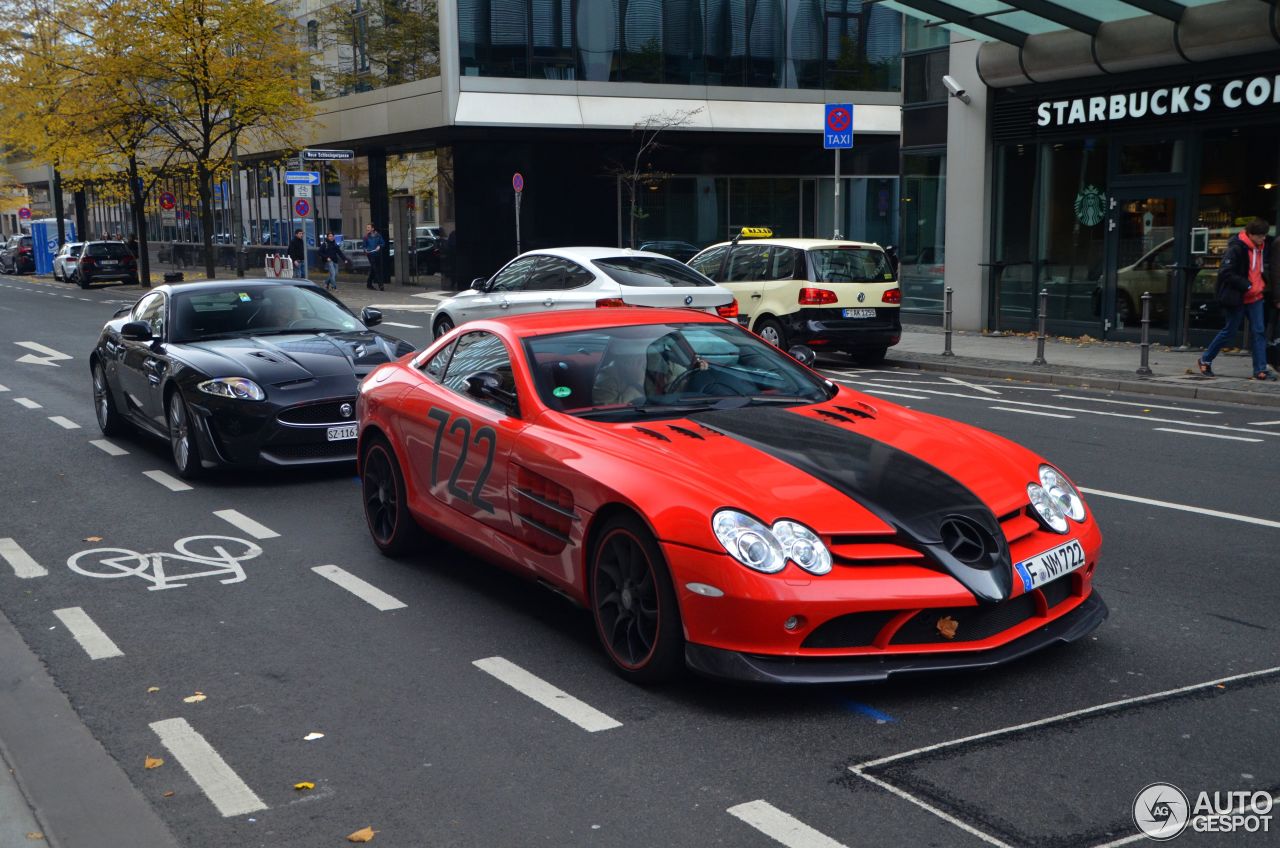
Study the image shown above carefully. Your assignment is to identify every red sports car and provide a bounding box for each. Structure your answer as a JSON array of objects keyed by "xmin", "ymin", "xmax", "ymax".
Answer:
[{"xmin": 356, "ymin": 309, "xmax": 1105, "ymax": 684}]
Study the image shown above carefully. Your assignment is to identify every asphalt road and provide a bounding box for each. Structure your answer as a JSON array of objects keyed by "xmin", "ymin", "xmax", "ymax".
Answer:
[{"xmin": 1, "ymin": 274, "xmax": 1277, "ymax": 848}]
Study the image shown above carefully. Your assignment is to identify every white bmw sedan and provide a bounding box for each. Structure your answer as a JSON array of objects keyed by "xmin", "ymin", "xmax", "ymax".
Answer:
[{"xmin": 431, "ymin": 246, "xmax": 735, "ymax": 338}]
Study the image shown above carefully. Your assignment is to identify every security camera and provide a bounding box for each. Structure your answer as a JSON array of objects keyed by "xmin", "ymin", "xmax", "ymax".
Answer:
[{"xmin": 942, "ymin": 75, "xmax": 971, "ymax": 104}]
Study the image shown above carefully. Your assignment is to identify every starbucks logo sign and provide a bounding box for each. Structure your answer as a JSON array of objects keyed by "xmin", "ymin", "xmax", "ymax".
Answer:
[{"xmin": 1075, "ymin": 185, "xmax": 1106, "ymax": 227}]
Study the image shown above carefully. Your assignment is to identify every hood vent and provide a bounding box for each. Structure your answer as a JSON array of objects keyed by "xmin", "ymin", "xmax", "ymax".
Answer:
[
  {"xmin": 632, "ymin": 426, "xmax": 671, "ymax": 443},
  {"xmin": 835, "ymin": 404, "xmax": 875, "ymax": 419},
  {"xmin": 247, "ymin": 351, "xmax": 282, "ymax": 362},
  {"xmin": 814, "ymin": 408, "xmax": 855, "ymax": 424},
  {"xmin": 667, "ymin": 424, "xmax": 704, "ymax": 440}
]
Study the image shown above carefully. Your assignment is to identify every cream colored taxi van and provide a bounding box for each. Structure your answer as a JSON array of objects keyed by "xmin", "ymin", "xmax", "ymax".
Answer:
[{"xmin": 688, "ymin": 228, "xmax": 901, "ymax": 363}]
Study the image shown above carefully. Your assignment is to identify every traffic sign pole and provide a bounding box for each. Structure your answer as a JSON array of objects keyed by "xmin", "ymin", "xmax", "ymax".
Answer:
[
  {"xmin": 823, "ymin": 104, "xmax": 853, "ymax": 240},
  {"xmin": 513, "ymin": 173, "xmax": 524, "ymax": 255},
  {"xmin": 834, "ymin": 148, "xmax": 842, "ymax": 241}
]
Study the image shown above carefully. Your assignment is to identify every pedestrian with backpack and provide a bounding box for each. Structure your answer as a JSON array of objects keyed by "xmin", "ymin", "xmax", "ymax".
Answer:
[{"xmin": 1198, "ymin": 217, "xmax": 1275, "ymax": 381}]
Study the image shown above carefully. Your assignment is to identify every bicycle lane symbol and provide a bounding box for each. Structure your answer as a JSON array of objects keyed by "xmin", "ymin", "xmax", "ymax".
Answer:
[{"xmin": 67, "ymin": 536, "xmax": 262, "ymax": 591}]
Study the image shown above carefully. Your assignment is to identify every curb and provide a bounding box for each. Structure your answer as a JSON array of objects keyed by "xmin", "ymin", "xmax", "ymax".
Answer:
[{"xmin": 885, "ymin": 354, "xmax": 1280, "ymax": 409}]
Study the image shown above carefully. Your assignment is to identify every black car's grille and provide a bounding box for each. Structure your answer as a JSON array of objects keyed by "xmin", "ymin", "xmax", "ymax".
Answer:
[
  {"xmin": 802, "ymin": 610, "xmax": 899, "ymax": 649},
  {"xmin": 278, "ymin": 399, "xmax": 357, "ymax": 425},
  {"xmin": 262, "ymin": 442, "xmax": 356, "ymax": 461},
  {"xmin": 889, "ymin": 594, "xmax": 1039, "ymax": 646}
]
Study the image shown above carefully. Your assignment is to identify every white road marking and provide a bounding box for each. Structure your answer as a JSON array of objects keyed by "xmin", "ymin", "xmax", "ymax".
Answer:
[
  {"xmin": 49, "ymin": 415, "xmax": 80, "ymax": 429},
  {"xmin": 1152, "ymin": 427, "xmax": 1262, "ymax": 443},
  {"xmin": 850, "ymin": 666, "xmax": 1280, "ymax": 848},
  {"xmin": 149, "ymin": 718, "xmax": 266, "ymax": 817},
  {"xmin": 472, "ymin": 656, "xmax": 622, "ymax": 733},
  {"xmin": 941, "ymin": 375, "xmax": 1001, "ymax": 395},
  {"xmin": 311, "ymin": 565, "xmax": 406, "ymax": 611},
  {"xmin": 0, "ymin": 538, "xmax": 46, "ymax": 578},
  {"xmin": 0, "ymin": 383, "xmax": 7, "ymax": 391},
  {"xmin": 1080, "ymin": 487, "xmax": 1280, "ymax": 529},
  {"xmin": 727, "ymin": 801, "xmax": 850, "ymax": 848},
  {"xmin": 14, "ymin": 397, "xmax": 41, "ymax": 409},
  {"xmin": 53, "ymin": 607, "xmax": 124, "ymax": 660},
  {"xmin": 380, "ymin": 321, "xmax": 422, "ymax": 329},
  {"xmin": 989, "ymin": 406, "xmax": 1074, "ymax": 419},
  {"xmin": 1055, "ymin": 394, "xmax": 1221, "ymax": 414},
  {"xmin": 213, "ymin": 510, "xmax": 280, "ymax": 540},
  {"xmin": 860, "ymin": 389, "xmax": 927, "ymax": 400},
  {"xmin": 14, "ymin": 340, "xmax": 72, "ymax": 367},
  {"xmin": 1247, "ymin": 419, "xmax": 1280, "ymax": 426},
  {"xmin": 837, "ymin": 379, "xmax": 988, "ymax": 401},
  {"xmin": 90, "ymin": 439, "xmax": 128, "ymax": 456},
  {"xmin": 143, "ymin": 470, "xmax": 193, "ymax": 492}
]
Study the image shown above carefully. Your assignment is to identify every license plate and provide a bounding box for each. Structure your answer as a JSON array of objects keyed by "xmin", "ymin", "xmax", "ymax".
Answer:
[
  {"xmin": 101, "ymin": 260, "xmax": 118, "ymax": 266},
  {"xmin": 842, "ymin": 308, "xmax": 876, "ymax": 319},
  {"xmin": 1014, "ymin": 538, "xmax": 1086, "ymax": 592},
  {"xmin": 326, "ymin": 424, "xmax": 357, "ymax": 441}
]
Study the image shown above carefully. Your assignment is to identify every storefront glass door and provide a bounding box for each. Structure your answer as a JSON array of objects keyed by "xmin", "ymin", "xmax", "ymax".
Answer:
[{"xmin": 1104, "ymin": 193, "xmax": 1183, "ymax": 341}]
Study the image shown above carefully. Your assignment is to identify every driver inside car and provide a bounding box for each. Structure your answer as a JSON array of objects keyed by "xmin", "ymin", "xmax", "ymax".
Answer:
[{"xmin": 591, "ymin": 333, "xmax": 708, "ymax": 405}]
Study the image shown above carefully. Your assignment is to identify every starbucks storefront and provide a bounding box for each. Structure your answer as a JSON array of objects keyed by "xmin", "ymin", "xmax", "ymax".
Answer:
[{"xmin": 989, "ymin": 59, "xmax": 1280, "ymax": 345}]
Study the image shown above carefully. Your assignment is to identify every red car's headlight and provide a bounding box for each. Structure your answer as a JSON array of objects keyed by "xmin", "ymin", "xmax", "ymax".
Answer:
[{"xmin": 712, "ymin": 510, "xmax": 831, "ymax": 575}]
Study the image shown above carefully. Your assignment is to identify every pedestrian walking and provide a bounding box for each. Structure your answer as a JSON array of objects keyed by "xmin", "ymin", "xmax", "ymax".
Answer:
[
  {"xmin": 320, "ymin": 233, "xmax": 346, "ymax": 291},
  {"xmin": 288, "ymin": 228, "xmax": 307, "ymax": 279},
  {"xmin": 1198, "ymin": 217, "xmax": 1275, "ymax": 381},
  {"xmin": 127, "ymin": 234, "xmax": 139, "ymax": 257},
  {"xmin": 363, "ymin": 223, "xmax": 385, "ymax": 291}
]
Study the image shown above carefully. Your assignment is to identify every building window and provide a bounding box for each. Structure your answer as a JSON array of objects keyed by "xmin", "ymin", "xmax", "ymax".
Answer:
[
  {"xmin": 307, "ymin": 19, "xmax": 319, "ymax": 49},
  {"xmin": 900, "ymin": 153, "xmax": 945, "ymax": 314}
]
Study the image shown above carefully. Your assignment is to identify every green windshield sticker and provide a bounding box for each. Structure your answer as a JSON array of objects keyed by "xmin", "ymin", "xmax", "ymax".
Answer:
[
  {"xmin": 553, "ymin": 386, "xmax": 571, "ymax": 398},
  {"xmin": 884, "ymin": 273, "xmax": 893, "ymax": 280},
  {"xmin": 238, "ymin": 292, "xmax": 251, "ymax": 302}
]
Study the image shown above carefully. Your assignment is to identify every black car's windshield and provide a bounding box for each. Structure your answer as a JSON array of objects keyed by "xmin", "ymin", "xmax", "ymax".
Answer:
[
  {"xmin": 809, "ymin": 247, "xmax": 894, "ymax": 283},
  {"xmin": 170, "ymin": 284, "xmax": 363, "ymax": 342},
  {"xmin": 525, "ymin": 322, "xmax": 833, "ymax": 421}
]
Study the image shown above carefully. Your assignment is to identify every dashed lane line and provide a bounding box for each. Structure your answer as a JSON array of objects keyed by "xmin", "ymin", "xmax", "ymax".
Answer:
[
  {"xmin": 1247, "ymin": 419, "xmax": 1280, "ymax": 426},
  {"xmin": 989, "ymin": 406, "xmax": 1074, "ymax": 419},
  {"xmin": 727, "ymin": 801, "xmax": 850, "ymax": 848},
  {"xmin": 1055, "ymin": 395, "xmax": 1222, "ymax": 414},
  {"xmin": 472, "ymin": 656, "xmax": 622, "ymax": 733},
  {"xmin": 0, "ymin": 383, "xmax": 7, "ymax": 392},
  {"xmin": 49, "ymin": 415, "xmax": 80, "ymax": 429},
  {"xmin": 90, "ymin": 439, "xmax": 128, "ymax": 456},
  {"xmin": 311, "ymin": 565, "xmax": 406, "ymax": 611},
  {"xmin": 14, "ymin": 397, "xmax": 41, "ymax": 409},
  {"xmin": 149, "ymin": 718, "xmax": 267, "ymax": 817},
  {"xmin": 380, "ymin": 321, "xmax": 422, "ymax": 329},
  {"xmin": 53, "ymin": 607, "xmax": 124, "ymax": 660},
  {"xmin": 213, "ymin": 510, "xmax": 280, "ymax": 540},
  {"xmin": 860, "ymin": 389, "xmax": 928, "ymax": 400},
  {"xmin": 1152, "ymin": 427, "xmax": 1262, "ymax": 443},
  {"xmin": 1080, "ymin": 487, "xmax": 1280, "ymax": 529},
  {"xmin": 143, "ymin": 470, "xmax": 193, "ymax": 492},
  {"xmin": 0, "ymin": 538, "xmax": 46, "ymax": 578}
]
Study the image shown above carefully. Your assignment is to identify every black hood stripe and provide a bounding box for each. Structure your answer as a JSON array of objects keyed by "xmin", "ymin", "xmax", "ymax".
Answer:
[{"xmin": 693, "ymin": 407, "xmax": 1013, "ymax": 603}]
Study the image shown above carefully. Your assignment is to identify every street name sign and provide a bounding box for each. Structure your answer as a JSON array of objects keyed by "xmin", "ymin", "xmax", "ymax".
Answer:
[{"xmin": 302, "ymin": 149, "xmax": 355, "ymax": 161}]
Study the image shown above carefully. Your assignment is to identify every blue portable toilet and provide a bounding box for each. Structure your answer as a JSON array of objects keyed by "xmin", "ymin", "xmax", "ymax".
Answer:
[{"xmin": 30, "ymin": 218, "xmax": 76, "ymax": 274}]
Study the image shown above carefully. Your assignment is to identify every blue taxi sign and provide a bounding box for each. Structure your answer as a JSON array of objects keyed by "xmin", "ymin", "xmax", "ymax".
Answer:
[{"xmin": 824, "ymin": 103, "xmax": 853, "ymax": 149}]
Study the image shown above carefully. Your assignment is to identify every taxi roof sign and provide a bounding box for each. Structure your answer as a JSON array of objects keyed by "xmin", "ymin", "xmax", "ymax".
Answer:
[{"xmin": 739, "ymin": 227, "xmax": 773, "ymax": 239}]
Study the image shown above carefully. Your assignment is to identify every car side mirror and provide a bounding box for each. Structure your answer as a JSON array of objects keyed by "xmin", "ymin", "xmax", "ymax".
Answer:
[
  {"xmin": 470, "ymin": 277, "xmax": 488, "ymax": 291},
  {"xmin": 360, "ymin": 306, "xmax": 382, "ymax": 327},
  {"xmin": 121, "ymin": 320, "xmax": 153, "ymax": 342},
  {"xmin": 463, "ymin": 370, "xmax": 517, "ymax": 413},
  {"xmin": 787, "ymin": 345, "xmax": 816, "ymax": 367}
]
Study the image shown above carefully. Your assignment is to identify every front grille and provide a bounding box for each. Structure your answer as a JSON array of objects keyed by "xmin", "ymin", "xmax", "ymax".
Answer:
[
  {"xmin": 802, "ymin": 610, "xmax": 899, "ymax": 649},
  {"xmin": 278, "ymin": 399, "xmax": 356, "ymax": 425},
  {"xmin": 1041, "ymin": 576, "xmax": 1076, "ymax": 609},
  {"xmin": 889, "ymin": 593, "xmax": 1039, "ymax": 646},
  {"xmin": 263, "ymin": 442, "xmax": 356, "ymax": 461}
]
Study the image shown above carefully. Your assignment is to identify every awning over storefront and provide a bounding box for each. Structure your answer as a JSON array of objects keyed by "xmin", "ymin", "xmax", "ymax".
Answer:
[{"xmin": 882, "ymin": 0, "xmax": 1280, "ymax": 86}]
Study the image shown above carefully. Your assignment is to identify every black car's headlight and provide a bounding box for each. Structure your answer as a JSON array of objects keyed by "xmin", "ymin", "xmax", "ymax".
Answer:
[
  {"xmin": 712, "ymin": 510, "xmax": 832, "ymax": 575},
  {"xmin": 1027, "ymin": 464, "xmax": 1086, "ymax": 533},
  {"xmin": 198, "ymin": 377, "xmax": 265, "ymax": 401}
]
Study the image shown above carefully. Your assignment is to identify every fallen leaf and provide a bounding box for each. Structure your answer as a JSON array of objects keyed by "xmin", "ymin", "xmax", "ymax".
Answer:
[
  {"xmin": 162, "ymin": 791, "xmax": 175, "ymax": 798},
  {"xmin": 936, "ymin": 616, "xmax": 959, "ymax": 640},
  {"xmin": 25, "ymin": 834, "xmax": 44, "ymax": 841},
  {"xmin": 294, "ymin": 781, "xmax": 315, "ymax": 791},
  {"xmin": 303, "ymin": 732, "xmax": 325, "ymax": 741},
  {"xmin": 144, "ymin": 756, "xmax": 164, "ymax": 770},
  {"xmin": 83, "ymin": 536, "xmax": 103, "ymax": 542},
  {"xmin": 347, "ymin": 826, "xmax": 378, "ymax": 842},
  {"xmin": 147, "ymin": 686, "xmax": 160, "ymax": 694},
  {"xmin": 183, "ymin": 693, "xmax": 207, "ymax": 704}
]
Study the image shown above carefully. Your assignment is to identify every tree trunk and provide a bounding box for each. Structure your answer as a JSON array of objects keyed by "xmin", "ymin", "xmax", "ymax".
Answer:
[
  {"xmin": 197, "ymin": 164, "xmax": 216, "ymax": 279},
  {"xmin": 127, "ymin": 156, "xmax": 151, "ymax": 287}
]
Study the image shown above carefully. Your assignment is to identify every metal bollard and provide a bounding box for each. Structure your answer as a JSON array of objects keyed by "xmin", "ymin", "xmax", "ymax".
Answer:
[
  {"xmin": 1136, "ymin": 291, "xmax": 1154, "ymax": 376},
  {"xmin": 943, "ymin": 286, "xmax": 955, "ymax": 356},
  {"xmin": 1032, "ymin": 288, "xmax": 1048, "ymax": 365}
]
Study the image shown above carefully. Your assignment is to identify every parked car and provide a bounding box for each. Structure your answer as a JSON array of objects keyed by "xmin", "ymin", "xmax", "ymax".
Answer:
[
  {"xmin": 53, "ymin": 242, "xmax": 84, "ymax": 282},
  {"xmin": 73, "ymin": 241, "xmax": 139, "ymax": 288},
  {"xmin": 689, "ymin": 228, "xmax": 901, "ymax": 364},
  {"xmin": 0, "ymin": 235, "xmax": 35, "ymax": 274},
  {"xmin": 430, "ymin": 246, "xmax": 735, "ymax": 338},
  {"xmin": 412, "ymin": 235, "xmax": 442, "ymax": 275}
]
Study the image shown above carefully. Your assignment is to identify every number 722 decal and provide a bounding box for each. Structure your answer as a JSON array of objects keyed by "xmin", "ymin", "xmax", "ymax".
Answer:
[{"xmin": 426, "ymin": 408, "xmax": 497, "ymax": 513}]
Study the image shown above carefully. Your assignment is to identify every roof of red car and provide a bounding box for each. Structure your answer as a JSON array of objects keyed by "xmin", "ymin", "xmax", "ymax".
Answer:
[{"xmin": 473, "ymin": 307, "xmax": 727, "ymax": 337}]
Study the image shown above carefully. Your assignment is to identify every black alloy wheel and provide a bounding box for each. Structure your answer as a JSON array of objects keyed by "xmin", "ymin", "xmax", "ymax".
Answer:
[
  {"xmin": 75, "ymin": 271, "xmax": 90, "ymax": 289},
  {"xmin": 590, "ymin": 514, "xmax": 683, "ymax": 683},
  {"xmin": 361, "ymin": 437, "xmax": 422, "ymax": 556},
  {"xmin": 92, "ymin": 362, "xmax": 127, "ymax": 436},
  {"xmin": 754, "ymin": 317, "xmax": 786, "ymax": 349},
  {"xmin": 433, "ymin": 314, "xmax": 454, "ymax": 339},
  {"xmin": 167, "ymin": 391, "xmax": 202, "ymax": 478}
]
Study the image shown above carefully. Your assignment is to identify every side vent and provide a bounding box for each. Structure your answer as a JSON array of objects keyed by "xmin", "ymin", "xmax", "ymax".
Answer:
[
  {"xmin": 633, "ymin": 426, "xmax": 671, "ymax": 442},
  {"xmin": 512, "ymin": 464, "xmax": 576, "ymax": 555},
  {"xmin": 667, "ymin": 424, "xmax": 705, "ymax": 440}
]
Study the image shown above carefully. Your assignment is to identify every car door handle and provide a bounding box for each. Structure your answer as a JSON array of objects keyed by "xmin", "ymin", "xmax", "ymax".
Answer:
[
  {"xmin": 751, "ymin": 293, "xmax": 762, "ymax": 299},
  {"xmin": 499, "ymin": 301, "xmax": 510, "ymax": 309},
  {"xmin": 543, "ymin": 298, "xmax": 554, "ymax": 307}
]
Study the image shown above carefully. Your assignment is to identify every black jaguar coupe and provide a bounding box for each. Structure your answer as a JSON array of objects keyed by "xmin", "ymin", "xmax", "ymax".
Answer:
[{"xmin": 90, "ymin": 280, "xmax": 415, "ymax": 477}]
